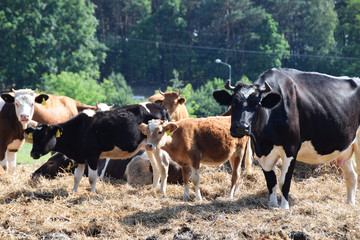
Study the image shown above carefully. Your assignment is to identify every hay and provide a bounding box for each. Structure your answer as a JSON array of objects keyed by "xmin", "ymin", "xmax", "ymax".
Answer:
[{"xmin": 0, "ymin": 161, "xmax": 359, "ymax": 239}]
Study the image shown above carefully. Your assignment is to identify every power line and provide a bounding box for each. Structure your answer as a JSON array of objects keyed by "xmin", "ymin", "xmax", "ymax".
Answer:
[{"xmin": 101, "ymin": 36, "xmax": 360, "ymax": 61}]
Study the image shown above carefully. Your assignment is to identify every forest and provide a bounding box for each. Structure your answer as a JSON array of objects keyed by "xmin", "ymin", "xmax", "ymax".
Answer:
[{"xmin": 1, "ymin": 0, "xmax": 360, "ymax": 116}]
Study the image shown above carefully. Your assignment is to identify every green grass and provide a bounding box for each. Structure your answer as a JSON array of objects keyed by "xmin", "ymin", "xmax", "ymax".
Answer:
[{"xmin": 17, "ymin": 142, "xmax": 50, "ymax": 165}]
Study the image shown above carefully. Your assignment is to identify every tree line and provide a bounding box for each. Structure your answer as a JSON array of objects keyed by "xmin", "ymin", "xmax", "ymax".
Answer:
[{"xmin": 1, "ymin": 0, "xmax": 360, "ymax": 116}]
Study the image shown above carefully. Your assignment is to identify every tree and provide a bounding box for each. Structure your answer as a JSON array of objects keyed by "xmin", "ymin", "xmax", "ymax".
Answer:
[
  {"xmin": 42, "ymin": 71, "xmax": 106, "ymax": 105},
  {"xmin": 335, "ymin": 0, "xmax": 360, "ymax": 76},
  {"xmin": 0, "ymin": 0, "xmax": 106, "ymax": 89}
]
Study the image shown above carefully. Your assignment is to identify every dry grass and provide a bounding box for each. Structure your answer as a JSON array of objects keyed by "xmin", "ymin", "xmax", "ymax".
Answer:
[{"xmin": 0, "ymin": 161, "xmax": 360, "ymax": 240}]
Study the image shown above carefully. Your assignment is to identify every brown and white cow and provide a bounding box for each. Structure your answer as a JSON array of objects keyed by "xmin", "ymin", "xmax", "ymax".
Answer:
[
  {"xmin": 148, "ymin": 90, "xmax": 189, "ymax": 121},
  {"xmin": 0, "ymin": 90, "xmax": 96, "ymax": 173},
  {"xmin": 0, "ymin": 89, "xmax": 49, "ymax": 173},
  {"xmin": 140, "ymin": 116, "xmax": 252, "ymax": 200}
]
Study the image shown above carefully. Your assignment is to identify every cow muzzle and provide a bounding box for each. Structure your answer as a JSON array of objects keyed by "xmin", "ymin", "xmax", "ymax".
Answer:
[
  {"xmin": 31, "ymin": 152, "xmax": 42, "ymax": 159},
  {"xmin": 145, "ymin": 143, "xmax": 156, "ymax": 151},
  {"xmin": 230, "ymin": 122, "xmax": 251, "ymax": 138}
]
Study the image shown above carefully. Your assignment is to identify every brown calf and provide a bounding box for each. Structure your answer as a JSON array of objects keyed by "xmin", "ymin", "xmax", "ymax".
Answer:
[
  {"xmin": 140, "ymin": 116, "xmax": 252, "ymax": 200},
  {"xmin": 148, "ymin": 90, "xmax": 188, "ymax": 121}
]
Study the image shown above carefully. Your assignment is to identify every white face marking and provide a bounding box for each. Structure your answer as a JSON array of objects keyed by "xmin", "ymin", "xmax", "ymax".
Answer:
[
  {"xmin": 240, "ymin": 87, "xmax": 256, "ymax": 98},
  {"xmin": 139, "ymin": 102, "xmax": 151, "ymax": 113},
  {"xmin": 13, "ymin": 89, "xmax": 37, "ymax": 127},
  {"xmin": 148, "ymin": 120, "xmax": 162, "ymax": 135}
]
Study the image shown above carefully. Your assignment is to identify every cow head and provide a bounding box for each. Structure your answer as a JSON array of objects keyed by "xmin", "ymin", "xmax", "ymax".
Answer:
[
  {"xmin": 1, "ymin": 89, "xmax": 49, "ymax": 128},
  {"xmin": 213, "ymin": 80, "xmax": 281, "ymax": 138},
  {"xmin": 158, "ymin": 90, "xmax": 186, "ymax": 114},
  {"xmin": 25, "ymin": 124, "xmax": 62, "ymax": 159},
  {"xmin": 140, "ymin": 120, "xmax": 177, "ymax": 151},
  {"xmin": 32, "ymin": 152, "xmax": 75, "ymax": 179}
]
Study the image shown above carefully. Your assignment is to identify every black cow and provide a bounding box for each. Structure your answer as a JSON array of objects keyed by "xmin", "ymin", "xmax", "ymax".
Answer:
[
  {"xmin": 25, "ymin": 103, "xmax": 170, "ymax": 192},
  {"xmin": 213, "ymin": 68, "xmax": 360, "ymax": 209}
]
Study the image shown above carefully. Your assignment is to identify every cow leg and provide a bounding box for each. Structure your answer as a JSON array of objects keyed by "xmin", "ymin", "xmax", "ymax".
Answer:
[
  {"xmin": 354, "ymin": 139, "xmax": 360, "ymax": 180},
  {"xmin": 88, "ymin": 164, "xmax": 98, "ymax": 193},
  {"xmin": 190, "ymin": 165, "xmax": 202, "ymax": 201},
  {"xmin": 73, "ymin": 164, "xmax": 85, "ymax": 192},
  {"xmin": 259, "ymin": 156, "xmax": 279, "ymax": 208},
  {"xmin": 145, "ymin": 150, "xmax": 160, "ymax": 189},
  {"xmin": 7, "ymin": 139, "xmax": 24, "ymax": 174},
  {"xmin": 99, "ymin": 158, "xmax": 110, "ymax": 179},
  {"xmin": 0, "ymin": 154, "xmax": 7, "ymax": 171},
  {"xmin": 6, "ymin": 150, "xmax": 17, "ymax": 174},
  {"xmin": 182, "ymin": 164, "xmax": 191, "ymax": 200},
  {"xmin": 340, "ymin": 157, "xmax": 357, "ymax": 204},
  {"xmin": 229, "ymin": 148, "xmax": 244, "ymax": 199},
  {"xmin": 244, "ymin": 138, "xmax": 253, "ymax": 174},
  {"xmin": 278, "ymin": 157, "xmax": 296, "ymax": 209},
  {"xmin": 156, "ymin": 149, "xmax": 169, "ymax": 195}
]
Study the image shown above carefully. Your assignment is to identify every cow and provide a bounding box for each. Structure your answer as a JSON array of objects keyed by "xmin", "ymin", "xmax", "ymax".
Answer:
[
  {"xmin": 213, "ymin": 68, "xmax": 360, "ymax": 209},
  {"xmin": 125, "ymin": 150, "xmax": 183, "ymax": 186},
  {"xmin": 31, "ymin": 149, "xmax": 183, "ymax": 185},
  {"xmin": 148, "ymin": 90, "xmax": 189, "ymax": 121},
  {"xmin": 140, "ymin": 117, "xmax": 252, "ymax": 200},
  {"xmin": 31, "ymin": 151, "xmax": 140, "ymax": 180},
  {"xmin": 0, "ymin": 89, "xmax": 49, "ymax": 173},
  {"xmin": 31, "ymin": 94, "xmax": 96, "ymax": 125},
  {"xmin": 25, "ymin": 102, "xmax": 171, "ymax": 192}
]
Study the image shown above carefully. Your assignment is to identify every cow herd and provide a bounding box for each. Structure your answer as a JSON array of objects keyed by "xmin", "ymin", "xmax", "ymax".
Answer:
[{"xmin": 1, "ymin": 67, "xmax": 360, "ymax": 210}]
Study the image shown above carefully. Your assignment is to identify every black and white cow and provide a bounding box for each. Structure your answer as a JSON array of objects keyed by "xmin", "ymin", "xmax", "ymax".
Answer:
[
  {"xmin": 213, "ymin": 68, "xmax": 360, "ymax": 209},
  {"xmin": 25, "ymin": 103, "xmax": 170, "ymax": 192}
]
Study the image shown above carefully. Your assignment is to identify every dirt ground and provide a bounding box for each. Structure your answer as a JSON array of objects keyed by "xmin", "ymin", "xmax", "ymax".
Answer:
[{"xmin": 0, "ymin": 160, "xmax": 359, "ymax": 240}]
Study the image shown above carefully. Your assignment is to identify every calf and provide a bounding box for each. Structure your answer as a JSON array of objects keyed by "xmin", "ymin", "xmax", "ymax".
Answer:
[
  {"xmin": 0, "ymin": 89, "xmax": 48, "ymax": 173},
  {"xmin": 140, "ymin": 117, "xmax": 252, "ymax": 200},
  {"xmin": 25, "ymin": 103, "xmax": 170, "ymax": 192},
  {"xmin": 148, "ymin": 90, "xmax": 188, "ymax": 121}
]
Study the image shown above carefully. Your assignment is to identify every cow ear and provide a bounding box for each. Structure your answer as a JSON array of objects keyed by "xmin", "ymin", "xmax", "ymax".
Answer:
[
  {"xmin": 164, "ymin": 123, "xmax": 178, "ymax": 134},
  {"xmin": 35, "ymin": 94, "xmax": 49, "ymax": 104},
  {"xmin": 25, "ymin": 126, "xmax": 35, "ymax": 135},
  {"xmin": 213, "ymin": 90, "xmax": 232, "ymax": 106},
  {"xmin": 1, "ymin": 93, "xmax": 15, "ymax": 103},
  {"xmin": 260, "ymin": 93, "xmax": 282, "ymax": 109},
  {"xmin": 178, "ymin": 97, "xmax": 186, "ymax": 105},
  {"xmin": 139, "ymin": 123, "xmax": 148, "ymax": 135}
]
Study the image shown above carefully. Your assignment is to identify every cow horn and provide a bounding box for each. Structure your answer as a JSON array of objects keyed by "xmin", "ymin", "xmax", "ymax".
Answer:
[
  {"xmin": 178, "ymin": 89, "xmax": 182, "ymax": 96},
  {"xmin": 34, "ymin": 88, "xmax": 38, "ymax": 93},
  {"xmin": 159, "ymin": 89, "xmax": 165, "ymax": 95},
  {"xmin": 96, "ymin": 102, "xmax": 99, "ymax": 108},
  {"xmin": 224, "ymin": 80, "xmax": 235, "ymax": 91},
  {"xmin": 12, "ymin": 88, "xmax": 15, "ymax": 93},
  {"xmin": 260, "ymin": 82, "xmax": 272, "ymax": 93}
]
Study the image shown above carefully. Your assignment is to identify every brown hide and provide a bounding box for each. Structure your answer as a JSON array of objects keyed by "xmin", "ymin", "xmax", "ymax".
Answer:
[
  {"xmin": 0, "ymin": 104, "xmax": 24, "ymax": 159},
  {"xmin": 148, "ymin": 91, "xmax": 188, "ymax": 121},
  {"xmin": 161, "ymin": 117, "xmax": 247, "ymax": 166},
  {"xmin": 33, "ymin": 94, "xmax": 96, "ymax": 124}
]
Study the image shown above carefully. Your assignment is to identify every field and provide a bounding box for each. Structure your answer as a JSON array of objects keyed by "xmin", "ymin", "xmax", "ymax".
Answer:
[{"xmin": 1, "ymin": 150, "xmax": 360, "ymax": 240}]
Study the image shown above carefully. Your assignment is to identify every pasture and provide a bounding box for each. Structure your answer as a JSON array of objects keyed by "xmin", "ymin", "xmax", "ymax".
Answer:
[{"xmin": 0, "ymin": 148, "xmax": 360, "ymax": 239}]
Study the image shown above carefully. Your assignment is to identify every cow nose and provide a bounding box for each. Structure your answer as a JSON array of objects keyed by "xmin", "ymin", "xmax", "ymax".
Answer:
[
  {"xmin": 31, "ymin": 152, "xmax": 41, "ymax": 159},
  {"xmin": 20, "ymin": 114, "xmax": 29, "ymax": 121},
  {"xmin": 231, "ymin": 122, "xmax": 251, "ymax": 137},
  {"xmin": 145, "ymin": 143, "xmax": 155, "ymax": 151},
  {"xmin": 236, "ymin": 122, "xmax": 250, "ymax": 131}
]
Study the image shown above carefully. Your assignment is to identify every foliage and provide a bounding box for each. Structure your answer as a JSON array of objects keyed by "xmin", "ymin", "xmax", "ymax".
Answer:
[
  {"xmin": 0, "ymin": 0, "xmax": 106, "ymax": 89},
  {"xmin": 103, "ymin": 72, "xmax": 134, "ymax": 107},
  {"xmin": 42, "ymin": 71, "xmax": 105, "ymax": 105}
]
